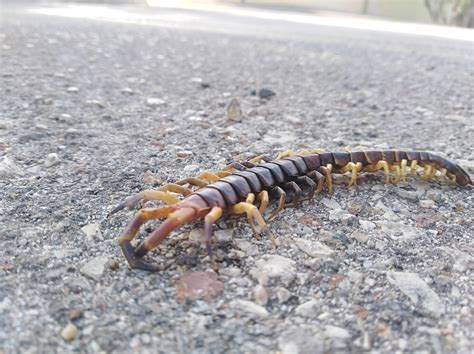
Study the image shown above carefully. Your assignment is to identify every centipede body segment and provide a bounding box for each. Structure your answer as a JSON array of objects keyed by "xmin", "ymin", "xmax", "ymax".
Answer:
[{"xmin": 110, "ymin": 149, "xmax": 472, "ymax": 271}]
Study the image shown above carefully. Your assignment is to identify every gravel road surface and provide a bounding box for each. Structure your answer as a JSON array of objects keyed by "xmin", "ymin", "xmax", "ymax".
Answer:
[{"xmin": 1, "ymin": 2, "xmax": 473, "ymax": 353}]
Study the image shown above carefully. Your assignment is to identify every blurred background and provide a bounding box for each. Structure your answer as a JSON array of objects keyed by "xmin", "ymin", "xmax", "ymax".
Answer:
[{"xmin": 11, "ymin": 0, "xmax": 473, "ymax": 27}]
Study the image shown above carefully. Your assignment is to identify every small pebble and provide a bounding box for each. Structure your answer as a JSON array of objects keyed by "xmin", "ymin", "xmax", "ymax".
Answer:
[
  {"xmin": 276, "ymin": 287, "xmax": 292, "ymax": 303},
  {"xmin": 44, "ymin": 153, "xmax": 60, "ymax": 167},
  {"xmin": 146, "ymin": 97, "xmax": 166, "ymax": 106},
  {"xmin": 253, "ymin": 284, "xmax": 268, "ymax": 306},
  {"xmin": 60, "ymin": 323, "xmax": 78, "ymax": 341},
  {"xmin": 68, "ymin": 309, "xmax": 83, "ymax": 320},
  {"xmin": 80, "ymin": 256, "xmax": 109, "ymax": 281},
  {"xmin": 66, "ymin": 86, "xmax": 79, "ymax": 93},
  {"xmin": 227, "ymin": 98, "xmax": 242, "ymax": 122},
  {"xmin": 350, "ymin": 230, "xmax": 369, "ymax": 243},
  {"xmin": 420, "ymin": 199, "xmax": 436, "ymax": 208},
  {"xmin": 229, "ymin": 299, "xmax": 269, "ymax": 318},
  {"xmin": 176, "ymin": 150, "xmax": 193, "ymax": 158}
]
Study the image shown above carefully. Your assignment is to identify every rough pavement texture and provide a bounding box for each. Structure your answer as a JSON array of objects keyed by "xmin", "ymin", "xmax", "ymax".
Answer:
[{"xmin": 1, "ymin": 3, "xmax": 473, "ymax": 353}]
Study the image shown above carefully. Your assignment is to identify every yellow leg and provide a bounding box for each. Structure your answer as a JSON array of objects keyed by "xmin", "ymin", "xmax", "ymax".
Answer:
[
  {"xmin": 439, "ymin": 168, "xmax": 447, "ymax": 179},
  {"xmin": 196, "ymin": 171, "xmax": 221, "ymax": 183},
  {"xmin": 246, "ymin": 193, "xmax": 255, "ymax": 204},
  {"xmin": 117, "ymin": 206, "xmax": 176, "ymax": 244},
  {"xmin": 410, "ymin": 160, "xmax": 418, "ymax": 175},
  {"xmin": 230, "ymin": 202, "xmax": 274, "ymax": 244},
  {"xmin": 400, "ymin": 159, "xmax": 408, "ymax": 183},
  {"xmin": 296, "ymin": 148, "xmax": 326, "ymax": 156},
  {"xmin": 109, "ymin": 190, "xmax": 180, "ymax": 215},
  {"xmin": 391, "ymin": 164, "xmax": 401, "ymax": 184},
  {"xmin": 320, "ymin": 164, "xmax": 333, "ymax": 193},
  {"xmin": 375, "ymin": 160, "xmax": 390, "ymax": 183},
  {"xmin": 257, "ymin": 190, "xmax": 269, "ymax": 215},
  {"xmin": 342, "ymin": 162, "xmax": 363, "ymax": 187},
  {"xmin": 275, "ymin": 149, "xmax": 296, "ymax": 159},
  {"xmin": 447, "ymin": 172, "xmax": 457, "ymax": 184},
  {"xmin": 248, "ymin": 155, "xmax": 270, "ymax": 164},
  {"xmin": 422, "ymin": 164, "xmax": 433, "ymax": 181},
  {"xmin": 175, "ymin": 177, "xmax": 208, "ymax": 188},
  {"xmin": 158, "ymin": 183, "xmax": 193, "ymax": 196}
]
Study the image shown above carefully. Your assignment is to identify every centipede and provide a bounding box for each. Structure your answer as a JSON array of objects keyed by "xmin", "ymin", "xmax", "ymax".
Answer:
[{"xmin": 109, "ymin": 149, "xmax": 472, "ymax": 271}]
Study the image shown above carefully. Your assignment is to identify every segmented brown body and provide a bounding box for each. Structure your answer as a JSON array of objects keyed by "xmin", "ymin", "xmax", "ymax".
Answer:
[
  {"xmin": 114, "ymin": 149, "xmax": 471, "ymax": 271},
  {"xmin": 194, "ymin": 150, "xmax": 470, "ymax": 208}
]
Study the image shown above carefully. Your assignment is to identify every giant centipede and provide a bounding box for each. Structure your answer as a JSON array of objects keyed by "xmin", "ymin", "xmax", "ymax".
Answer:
[{"xmin": 110, "ymin": 149, "xmax": 471, "ymax": 271}]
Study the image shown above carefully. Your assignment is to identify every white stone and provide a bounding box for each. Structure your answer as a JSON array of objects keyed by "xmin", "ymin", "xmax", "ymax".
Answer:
[
  {"xmin": 295, "ymin": 299, "xmax": 320, "ymax": 318},
  {"xmin": 350, "ymin": 230, "xmax": 369, "ymax": 243},
  {"xmin": 276, "ymin": 287, "xmax": 292, "ymax": 303},
  {"xmin": 80, "ymin": 256, "xmax": 109, "ymax": 281},
  {"xmin": 146, "ymin": 97, "xmax": 166, "ymax": 106},
  {"xmin": 294, "ymin": 238, "xmax": 335, "ymax": 258},
  {"xmin": 253, "ymin": 284, "xmax": 268, "ymax": 306},
  {"xmin": 229, "ymin": 299, "xmax": 269, "ymax": 318},
  {"xmin": 251, "ymin": 255, "xmax": 296, "ymax": 286},
  {"xmin": 0, "ymin": 156, "xmax": 24, "ymax": 177},
  {"xmin": 322, "ymin": 198, "xmax": 341, "ymax": 210},
  {"xmin": 81, "ymin": 223, "xmax": 102, "ymax": 240},
  {"xmin": 359, "ymin": 219, "xmax": 376, "ymax": 231},
  {"xmin": 420, "ymin": 199, "xmax": 436, "ymax": 208},
  {"xmin": 44, "ymin": 153, "xmax": 60, "ymax": 167},
  {"xmin": 324, "ymin": 325, "xmax": 351, "ymax": 339},
  {"xmin": 227, "ymin": 98, "xmax": 242, "ymax": 122},
  {"xmin": 388, "ymin": 271, "xmax": 445, "ymax": 317}
]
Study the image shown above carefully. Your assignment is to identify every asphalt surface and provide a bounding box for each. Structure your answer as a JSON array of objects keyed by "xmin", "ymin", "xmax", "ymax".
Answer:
[{"xmin": 1, "ymin": 2, "xmax": 473, "ymax": 353}]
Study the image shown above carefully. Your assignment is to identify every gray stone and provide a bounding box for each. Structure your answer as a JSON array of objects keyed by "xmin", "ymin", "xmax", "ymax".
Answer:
[{"xmin": 388, "ymin": 271, "xmax": 445, "ymax": 317}]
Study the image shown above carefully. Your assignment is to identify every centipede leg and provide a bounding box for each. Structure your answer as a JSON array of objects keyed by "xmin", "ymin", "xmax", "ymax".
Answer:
[
  {"xmin": 400, "ymin": 159, "xmax": 408, "ymax": 183},
  {"xmin": 374, "ymin": 160, "xmax": 390, "ymax": 183},
  {"xmin": 320, "ymin": 164, "xmax": 333, "ymax": 193},
  {"xmin": 341, "ymin": 162, "xmax": 363, "ymax": 186},
  {"xmin": 197, "ymin": 171, "xmax": 229, "ymax": 183},
  {"xmin": 257, "ymin": 190, "xmax": 269, "ymax": 214},
  {"xmin": 204, "ymin": 206, "xmax": 224, "ymax": 270},
  {"xmin": 248, "ymin": 155, "xmax": 272, "ymax": 164},
  {"xmin": 109, "ymin": 190, "xmax": 180, "ymax": 216},
  {"xmin": 268, "ymin": 186, "xmax": 286, "ymax": 221},
  {"xmin": 157, "ymin": 183, "xmax": 193, "ymax": 195},
  {"xmin": 118, "ymin": 206, "xmax": 177, "ymax": 271},
  {"xmin": 175, "ymin": 177, "xmax": 208, "ymax": 188},
  {"xmin": 296, "ymin": 176, "xmax": 317, "ymax": 201},
  {"xmin": 230, "ymin": 202, "xmax": 275, "ymax": 244},
  {"xmin": 275, "ymin": 150, "xmax": 296, "ymax": 159},
  {"xmin": 410, "ymin": 160, "xmax": 418, "ymax": 175},
  {"xmin": 391, "ymin": 164, "xmax": 401, "ymax": 184},
  {"xmin": 284, "ymin": 181, "xmax": 302, "ymax": 208},
  {"xmin": 308, "ymin": 171, "xmax": 325, "ymax": 193},
  {"xmin": 223, "ymin": 161, "xmax": 256, "ymax": 171}
]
